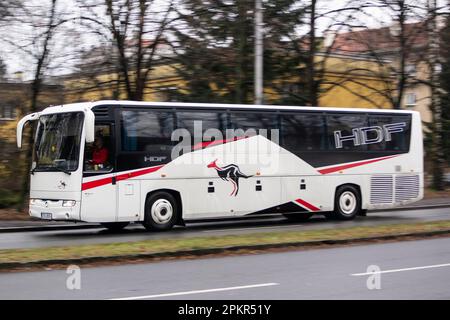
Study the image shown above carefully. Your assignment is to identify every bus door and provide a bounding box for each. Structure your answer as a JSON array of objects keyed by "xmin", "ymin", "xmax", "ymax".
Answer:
[
  {"xmin": 81, "ymin": 123, "xmax": 118, "ymax": 222},
  {"xmin": 116, "ymin": 175, "xmax": 141, "ymax": 222}
]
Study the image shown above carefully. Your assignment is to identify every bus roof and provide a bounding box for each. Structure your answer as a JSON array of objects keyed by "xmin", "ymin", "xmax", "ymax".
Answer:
[{"xmin": 39, "ymin": 100, "xmax": 418, "ymax": 115}]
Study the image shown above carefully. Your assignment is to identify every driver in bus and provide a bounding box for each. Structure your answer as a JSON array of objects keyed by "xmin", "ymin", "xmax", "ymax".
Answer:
[{"xmin": 88, "ymin": 135, "xmax": 109, "ymax": 169}]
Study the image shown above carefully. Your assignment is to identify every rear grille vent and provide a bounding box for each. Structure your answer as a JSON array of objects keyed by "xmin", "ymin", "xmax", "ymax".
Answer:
[
  {"xmin": 370, "ymin": 175, "xmax": 393, "ymax": 204},
  {"xmin": 395, "ymin": 175, "xmax": 419, "ymax": 202},
  {"xmin": 92, "ymin": 105, "xmax": 109, "ymax": 118}
]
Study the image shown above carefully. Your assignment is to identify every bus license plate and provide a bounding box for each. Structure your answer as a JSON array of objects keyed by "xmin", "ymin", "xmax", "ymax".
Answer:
[{"xmin": 41, "ymin": 212, "xmax": 52, "ymax": 220}]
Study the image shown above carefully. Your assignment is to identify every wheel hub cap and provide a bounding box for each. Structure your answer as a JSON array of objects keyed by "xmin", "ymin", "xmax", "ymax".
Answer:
[
  {"xmin": 339, "ymin": 191, "xmax": 356, "ymax": 215},
  {"xmin": 151, "ymin": 199, "xmax": 173, "ymax": 224}
]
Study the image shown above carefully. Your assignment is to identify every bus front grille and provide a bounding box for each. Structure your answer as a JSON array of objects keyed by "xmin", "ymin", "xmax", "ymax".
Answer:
[
  {"xmin": 370, "ymin": 175, "xmax": 394, "ymax": 204},
  {"xmin": 395, "ymin": 175, "xmax": 420, "ymax": 202}
]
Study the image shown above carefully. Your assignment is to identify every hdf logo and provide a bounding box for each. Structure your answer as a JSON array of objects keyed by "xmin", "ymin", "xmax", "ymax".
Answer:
[{"xmin": 334, "ymin": 122, "xmax": 406, "ymax": 149}]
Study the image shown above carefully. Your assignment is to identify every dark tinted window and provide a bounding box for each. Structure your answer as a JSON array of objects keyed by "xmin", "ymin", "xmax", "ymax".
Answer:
[
  {"xmin": 121, "ymin": 110, "xmax": 174, "ymax": 152},
  {"xmin": 229, "ymin": 112, "xmax": 279, "ymax": 141},
  {"xmin": 368, "ymin": 114, "xmax": 411, "ymax": 152},
  {"xmin": 281, "ymin": 113, "xmax": 326, "ymax": 152},
  {"xmin": 327, "ymin": 113, "xmax": 369, "ymax": 151},
  {"xmin": 176, "ymin": 111, "xmax": 227, "ymax": 147}
]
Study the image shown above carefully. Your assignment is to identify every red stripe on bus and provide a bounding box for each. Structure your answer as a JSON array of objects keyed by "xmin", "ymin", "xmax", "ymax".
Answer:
[
  {"xmin": 81, "ymin": 176, "xmax": 113, "ymax": 191},
  {"xmin": 294, "ymin": 198, "xmax": 320, "ymax": 212},
  {"xmin": 317, "ymin": 155, "xmax": 398, "ymax": 175},
  {"xmin": 115, "ymin": 165, "xmax": 164, "ymax": 182},
  {"xmin": 82, "ymin": 165, "xmax": 164, "ymax": 191}
]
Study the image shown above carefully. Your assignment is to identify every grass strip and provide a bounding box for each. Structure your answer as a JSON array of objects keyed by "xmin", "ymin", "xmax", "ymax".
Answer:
[{"xmin": 2, "ymin": 220, "xmax": 450, "ymax": 264}]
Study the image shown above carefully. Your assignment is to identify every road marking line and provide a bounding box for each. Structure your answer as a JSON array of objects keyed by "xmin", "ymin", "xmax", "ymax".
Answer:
[
  {"xmin": 351, "ymin": 263, "xmax": 450, "ymax": 276},
  {"xmin": 109, "ymin": 282, "xmax": 279, "ymax": 300}
]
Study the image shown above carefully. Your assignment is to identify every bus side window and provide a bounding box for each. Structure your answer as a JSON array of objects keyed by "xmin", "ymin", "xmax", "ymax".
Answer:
[
  {"xmin": 84, "ymin": 124, "xmax": 113, "ymax": 172},
  {"xmin": 176, "ymin": 111, "xmax": 227, "ymax": 149},
  {"xmin": 228, "ymin": 112, "xmax": 279, "ymax": 141},
  {"xmin": 280, "ymin": 113, "xmax": 326, "ymax": 153},
  {"xmin": 326, "ymin": 113, "xmax": 369, "ymax": 151},
  {"xmin": 121, "ymin": 110, "xmax": 174, "ymax": 153},
  {"xmin": 368, "ymin": 115, "xmax": 411, "ymax": 152}
]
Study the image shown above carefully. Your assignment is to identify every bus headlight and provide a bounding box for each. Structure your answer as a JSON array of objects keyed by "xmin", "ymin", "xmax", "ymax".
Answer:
[
  {"xmin": 29, "ymin": 199, "xmax": 37, "ymax": 206},
  {"xmin": 62, "ymin": 200, "xmax": 76, "ymax": 207}
]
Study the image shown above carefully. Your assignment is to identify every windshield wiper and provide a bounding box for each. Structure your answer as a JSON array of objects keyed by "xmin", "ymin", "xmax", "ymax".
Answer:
[
  {"xmin": 33, "ymin": 165, "xmax": 72, "ymax": 175},
  {"xmin": 51, "ymin": 166, "xmax": 72, "ymax": 175},
  {"xmin": 52, "ymin": 159, "xmax": 72, "ymax": 175}
]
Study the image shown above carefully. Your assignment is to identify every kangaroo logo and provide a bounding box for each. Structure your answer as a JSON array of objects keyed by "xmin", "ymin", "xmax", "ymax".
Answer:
[{"xmin": 207, "ymin": 159, "xmax": 253, "ymax": 196}]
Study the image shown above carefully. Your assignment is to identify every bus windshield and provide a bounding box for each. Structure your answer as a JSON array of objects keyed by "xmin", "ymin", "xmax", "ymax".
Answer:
[{"xmin": 33, "ymin": 112, "xmax": 84, "ymax": 173}]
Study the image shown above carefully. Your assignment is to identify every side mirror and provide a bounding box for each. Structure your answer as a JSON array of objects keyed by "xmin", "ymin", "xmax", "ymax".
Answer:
[
  {"xmin": 84, "ymin": 108, "xmax": 95, "ymax": 143},
  {"xmin": 17, "ymin": 112, "xmax": 40, "ymax": 148}
]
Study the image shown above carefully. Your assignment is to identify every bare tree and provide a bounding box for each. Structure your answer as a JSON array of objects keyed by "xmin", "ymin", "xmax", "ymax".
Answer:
[
  {"xmin": 426, "ymin": 0, "xmax": 446, "ymax": 189},
  {"xmin": 77, "ymin": 0, "xmax": 178, "ymax": 101},
  {"xmin": 0, "ymin": 0, "xmax": 21, "ymax": 23},
  {"xmin": 306, "ymin": 0, "xmax": 319, "ymax": 106},
  {"xmin": 274, "ymin": 0, "xmax": 376, "ymax": 106},
  {"xmin": 0, "ymin": 0, "xmax": 74, "ymax": 208},
  {"xmin": 327, "ymin": 0, "xmax": 433, "ymax": 109}
]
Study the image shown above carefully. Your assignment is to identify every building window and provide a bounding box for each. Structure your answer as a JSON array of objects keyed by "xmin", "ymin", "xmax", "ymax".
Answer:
[
  {"xmin": 405, "ymin": 92, "xmax": 416, "ymax": 107},
  {"xmin": 405, "ymin": 64, "xmax": 416, "ymax": 77},
  {"xmin": 434, "ymin": 63, "xmax": 442, "ymax": 74},
  {"xmin": 155, "ymin": 86, "xmax": 178, "ymax": 102},
  {"xmin": 0, "ymin": 105, "xmax": 16, "ymax": 120}
]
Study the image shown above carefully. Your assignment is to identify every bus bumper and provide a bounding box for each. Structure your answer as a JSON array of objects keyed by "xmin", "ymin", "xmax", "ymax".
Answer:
[{"xmin": 29, "ymin": 199, "xmax": 81, "ymax": 221}]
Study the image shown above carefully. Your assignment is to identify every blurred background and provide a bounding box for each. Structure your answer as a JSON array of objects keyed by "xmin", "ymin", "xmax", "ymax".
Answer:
[{"xmin": 0, "ymin": 0, "xmax": 449, "ymax": 212}]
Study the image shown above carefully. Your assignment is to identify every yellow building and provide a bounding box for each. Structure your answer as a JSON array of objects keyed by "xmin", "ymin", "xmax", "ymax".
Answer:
[
  {"xmin": 65, "ymin": 53, "xmax": 395, "ymax": 111},
  {"xmin": 328, "ymin": 22, "xmax": 436, "ymax": 123},
  {"xmin": 317, "ymin": 53, "xmax": 394, "ymax": 109}
]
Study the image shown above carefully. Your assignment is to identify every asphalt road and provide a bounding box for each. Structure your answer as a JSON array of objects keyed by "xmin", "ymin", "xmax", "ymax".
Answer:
[
  {"xmin": 1, "ymin": 237, "xmax": 450, "ymax": 299},
  {"xmin": 0, "ymin": 207, "xmax": 449, "ymax": 250}
]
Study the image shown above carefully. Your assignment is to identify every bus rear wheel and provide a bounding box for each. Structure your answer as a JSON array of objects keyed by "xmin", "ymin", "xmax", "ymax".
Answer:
[
  {"xmin": 101, "ymin": 222, "xmax": 129, "ymax": 231},
  {"xmin": 283, "ymin": 212, "xmax": 313, "ymax": 221},
  {"xmin": 143, "ymin": 191, "xmax": 179, "ymax": 231},
  {"xmin": 333, "ymin": 185, "xmax": 361, "ymax": 220}
]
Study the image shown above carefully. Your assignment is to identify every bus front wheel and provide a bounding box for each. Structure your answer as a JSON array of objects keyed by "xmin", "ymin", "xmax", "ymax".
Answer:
[
  {"xmin": 333, "ymin": 185, "xmax": 361, "ymax": 220},
  {"xmin": 143, "ymin": 191, "xmax": 179, "ymax": 231}
]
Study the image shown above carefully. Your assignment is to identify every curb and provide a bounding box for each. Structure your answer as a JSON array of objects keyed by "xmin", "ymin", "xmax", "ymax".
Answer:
[
  {"xmin": 0, "ymin": 224, "xmax": 99, "ymax": 233},
  {"xmin": 1, "ymin": 228, "xmax": 450, "ymax": 270},
  {"xmin": 0, "ymin": 203, "xmax": 449, "ymax": 234}
]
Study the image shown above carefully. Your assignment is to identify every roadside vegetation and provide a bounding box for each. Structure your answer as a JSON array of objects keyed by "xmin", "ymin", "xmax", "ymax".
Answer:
[{"xmin": 2, "ymin": 220, "xmax": 450, "ymax": 267}]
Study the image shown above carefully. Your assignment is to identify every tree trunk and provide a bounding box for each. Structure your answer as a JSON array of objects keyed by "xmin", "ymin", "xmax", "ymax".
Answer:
[
  {"xmin": 306, "ymin": 0, "xmax": 318, "ymax": 106},
  {"xmin": 18, "ymin": 0, "xmax": 57, "ymax": 210},
  {"xmin": 427, "ymin": 0, "xmax": 445, "ymax": 190}
]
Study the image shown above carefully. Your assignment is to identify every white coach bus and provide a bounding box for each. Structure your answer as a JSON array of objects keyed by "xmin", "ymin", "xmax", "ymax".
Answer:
[{"xmin": 16, "ymin": 101, "xmax": 423, "ymax": 231}]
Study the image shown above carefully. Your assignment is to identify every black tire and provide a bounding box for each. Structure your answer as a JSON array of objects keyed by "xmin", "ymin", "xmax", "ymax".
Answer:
[
  {"xmin": 100, "ymin": 222, "xmax": 129, "ymax": 231},
  {"xmin": 143, "ymin": 191, "xmax": 179, "ymax": 231},
  {"xmin": 333, "ymin": 185, "xmax": 361, "ymax": 220},
  {"xmin": 283, "ymin": 212, "xmax": 313, "ymax": 221}
]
